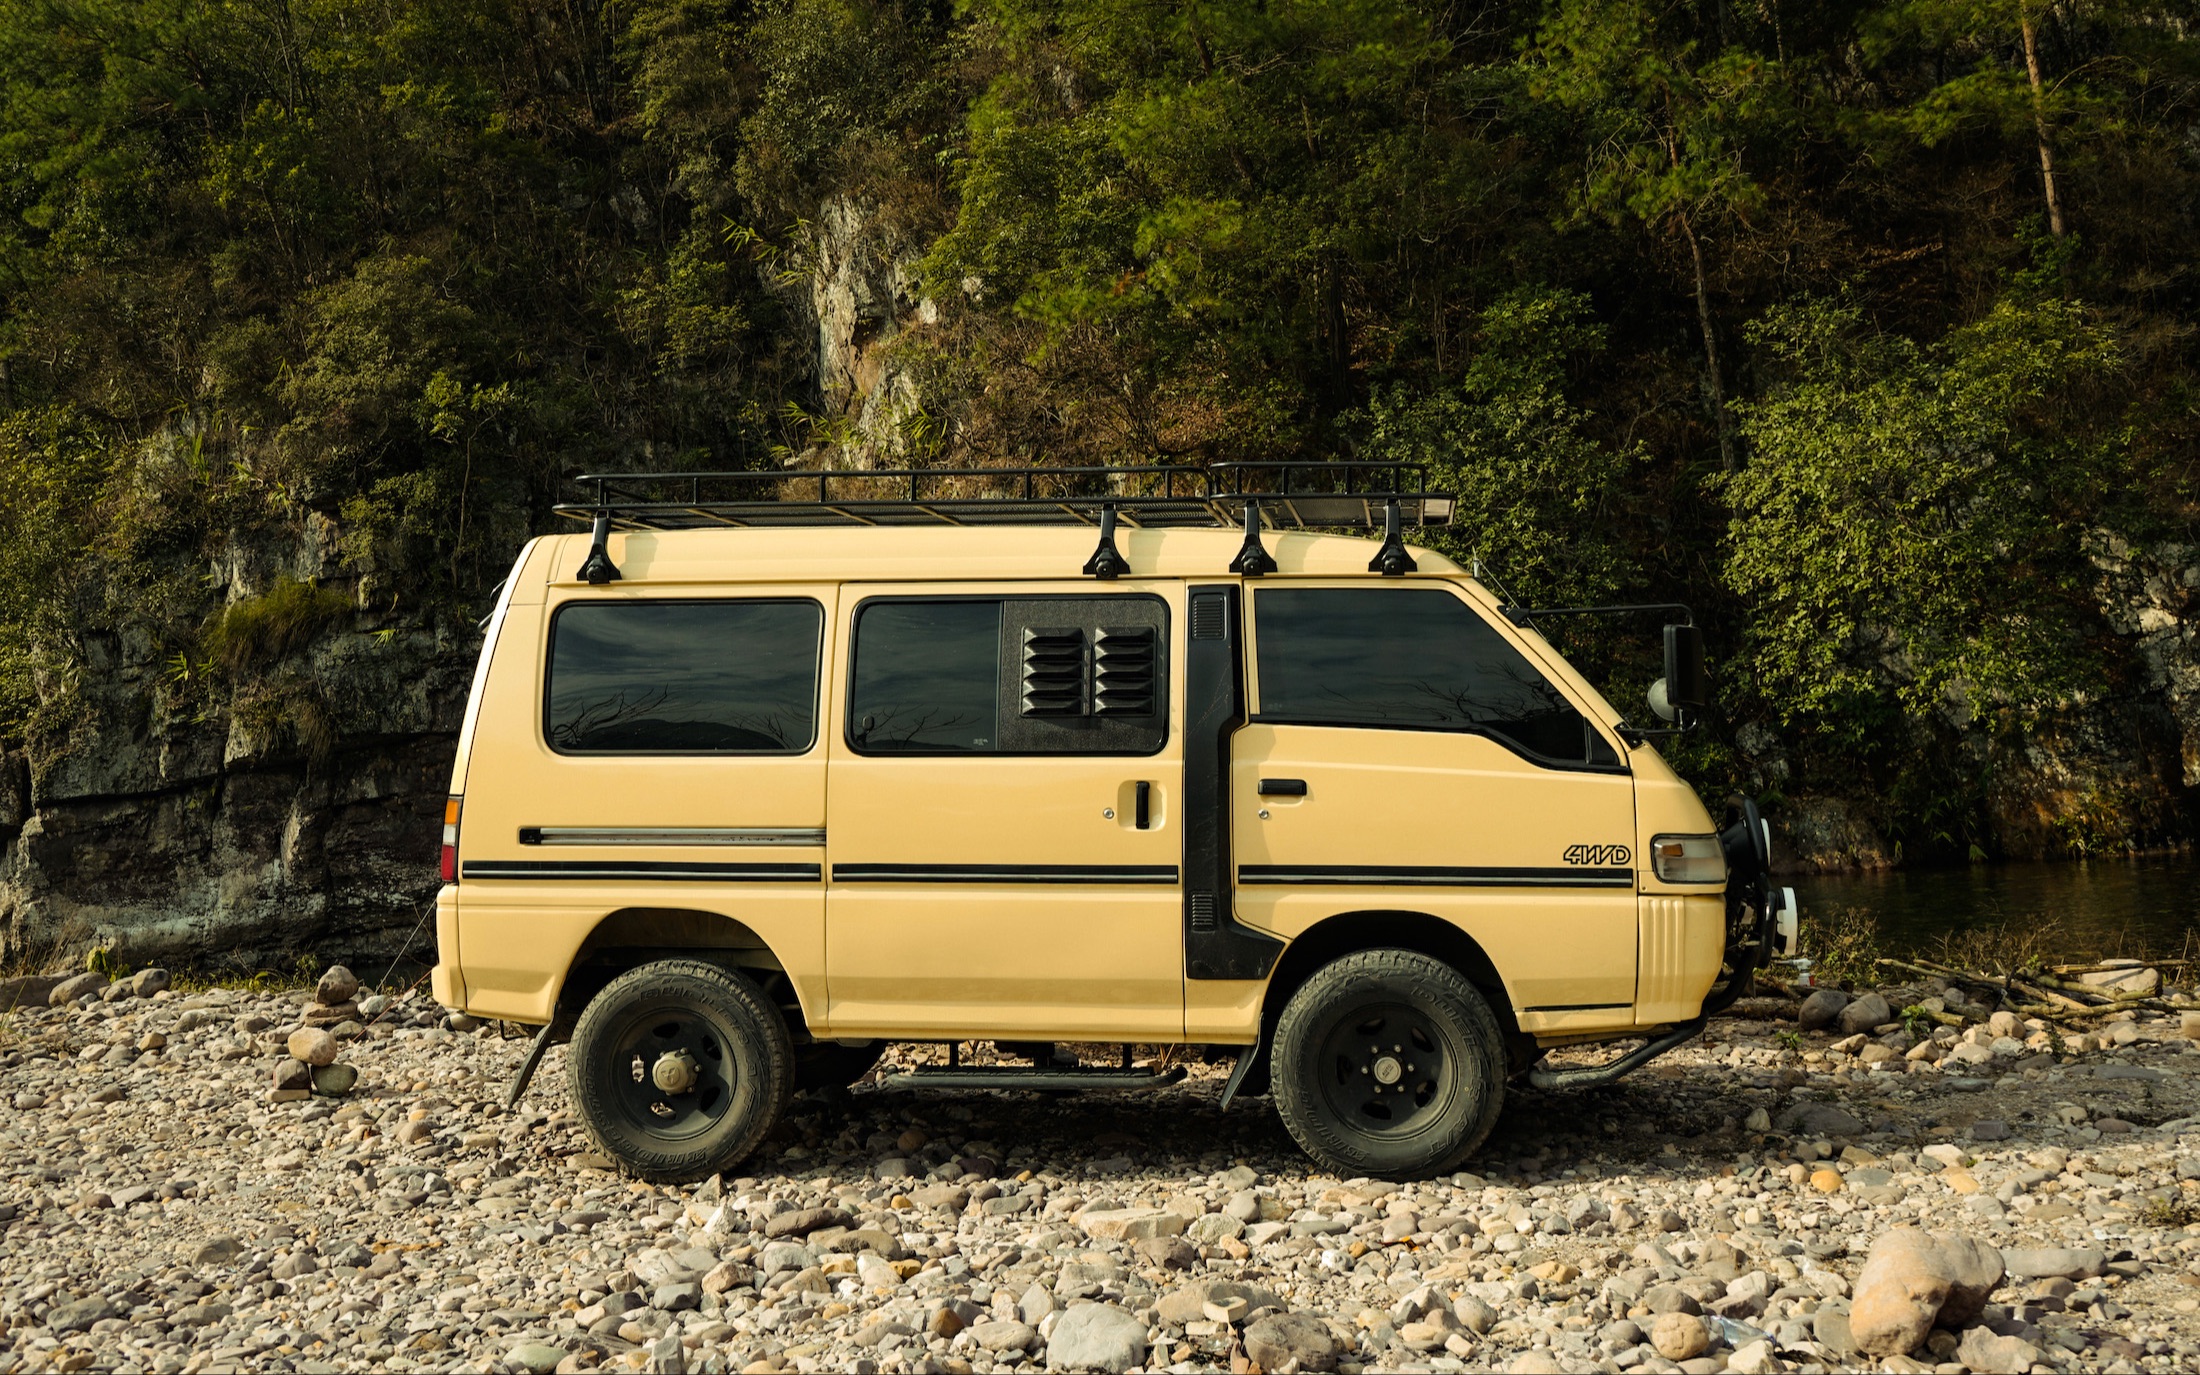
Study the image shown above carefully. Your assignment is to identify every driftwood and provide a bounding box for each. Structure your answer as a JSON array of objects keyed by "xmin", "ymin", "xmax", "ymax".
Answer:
[
  {"xmin": 1868, "ymin": 954, "xmax": 2199, "ymax": 1026},
  {"xmin": 2052, "ymin": 958, "xmax": 2194, "ymax": 977}
]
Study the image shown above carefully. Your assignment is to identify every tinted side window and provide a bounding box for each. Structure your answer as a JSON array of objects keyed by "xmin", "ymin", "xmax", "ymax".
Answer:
[
  {"xmin": 849, "ymin": 597, "xmax": 1168, "ymax": 755},
  {"xmin": 847, "ymin": 601, "xmax": 1002, "ymax": 752},
  {"xmin": 1253, "ymin": 587, "xmax": 1612, "ymax": 766},
  {"xmin": 546, "ymin": 600, "xmax": 821, "ymax": 753}
]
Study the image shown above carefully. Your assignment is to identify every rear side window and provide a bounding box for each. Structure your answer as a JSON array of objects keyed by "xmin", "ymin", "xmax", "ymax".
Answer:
[
  {"xmin": 1252, "ymin": 587, "xmax": 1617, "ymax": 767},
  {"xmin": 849, "ymin": 596, "xmax": 1168, "ymax": 755},
  {"xmin": 545, "ymin": 600, "xmax": 822, "ymax": 753}
]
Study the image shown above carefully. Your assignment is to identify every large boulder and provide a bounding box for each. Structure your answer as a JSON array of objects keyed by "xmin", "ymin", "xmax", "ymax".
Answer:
[
  {"xmin": 0, "ymin": 974, "xmax": 63, "ymax": 1010},
  {"xmin": 48, "ymin": 972, "xmax": 107, "ymax": 1006},
  {"xmin": 1837, "ymin": 992, "xmax": 1893, "ymax": 1035},
  {"xmin": 1045, "ymin": 1302, "xmax": 1147, "ymax": 1374},
  {"xmin": 1798, "ymin": 988, "xmax": 1849, "ymax": 1031},
  {"xmin": 1849, "ymin": 1229, "xmax": 2005, "ymax": 1356}
]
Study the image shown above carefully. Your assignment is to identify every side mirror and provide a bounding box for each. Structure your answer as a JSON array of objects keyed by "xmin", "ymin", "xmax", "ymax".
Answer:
[{"xmin": 1648, "ymin": 624, "xmax": 1709, "ymax": 724}]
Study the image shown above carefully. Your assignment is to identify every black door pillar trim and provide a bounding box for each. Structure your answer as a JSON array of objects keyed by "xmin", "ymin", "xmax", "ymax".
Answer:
[{"xmin": 1183, "ymin": 584, "xmax": 1285, "ymax": 981}]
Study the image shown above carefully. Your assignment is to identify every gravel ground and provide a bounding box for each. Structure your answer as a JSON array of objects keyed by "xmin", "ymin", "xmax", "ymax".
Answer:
[{"xmin": 2, "ymin": 972, "xmax": 2199, "ymax": 1375}]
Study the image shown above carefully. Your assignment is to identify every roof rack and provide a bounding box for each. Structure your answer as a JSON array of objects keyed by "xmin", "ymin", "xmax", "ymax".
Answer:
[{"xmin": 553, "ymin": 461, "xmax": 1455, "ymax": 584}]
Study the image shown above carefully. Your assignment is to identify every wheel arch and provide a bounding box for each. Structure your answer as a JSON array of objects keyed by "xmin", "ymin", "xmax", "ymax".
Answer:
[
  {"xmin": 1242, "ymin": 910, "xmax": 1534, "ymax": 1094},
  {"xmin": 554, "ymin": 906, "xmax": 812, "ymax": 1039}
]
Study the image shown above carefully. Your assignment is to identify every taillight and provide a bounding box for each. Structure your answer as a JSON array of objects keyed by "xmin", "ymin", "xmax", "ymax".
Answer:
[{"xmin": 440, "ymin": 796, "xmax": 462, "ymax": 882}]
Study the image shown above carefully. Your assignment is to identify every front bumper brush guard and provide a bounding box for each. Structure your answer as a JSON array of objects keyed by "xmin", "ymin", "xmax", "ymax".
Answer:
[{"xmin": 1525, "ymin": 1017, "xmax": 1707, "ymax": 1092}]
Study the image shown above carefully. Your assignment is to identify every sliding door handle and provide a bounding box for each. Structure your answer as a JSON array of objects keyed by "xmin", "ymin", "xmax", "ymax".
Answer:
[
  {"xmin": 1257, "ymin": 778, "xmax": 1308, "ymax": 797},
  {"xmin": 1135, "ymin": 780, "xmax": 1152, "ymax": 829}
]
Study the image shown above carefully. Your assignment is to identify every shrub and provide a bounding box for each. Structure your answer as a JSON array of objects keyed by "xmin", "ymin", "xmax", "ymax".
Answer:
[{"xmin": 202, "ymin": 577, "xmax": 352, "ymax": 674}]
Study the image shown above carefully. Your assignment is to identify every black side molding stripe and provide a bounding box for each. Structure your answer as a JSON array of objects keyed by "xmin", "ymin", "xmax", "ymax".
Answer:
[
  {"xmin": 833, "ymin": 864, "xmax": 1179, "ymax": 885},
  {"xmin": 462, "ymin": 860, "xmax": 820, "ymax": 882},
  {"xmin": 1523, "ymin": 1001, "xmax": 1634, "ymax": 1012},
  {"xmin": 1237, "ymin": 865, "xmax": 1634, "ymax": 888}
]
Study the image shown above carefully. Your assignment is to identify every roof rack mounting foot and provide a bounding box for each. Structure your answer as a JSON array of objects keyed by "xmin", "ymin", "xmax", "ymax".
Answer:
[
  {"xmin": 577, "ymin": 512, "xmax": 622, "ymax": 585},
  {"xmin": 1082, "ymin": 503, "xmax": 1130, "ymax": 580},
  {"xmin": 1367, "ymin": 498, "xmax": 1417, "ymax": 576},
  {"xmin": 1228, "ymin": 500, "xmax": 1278, "ymax": 576}
]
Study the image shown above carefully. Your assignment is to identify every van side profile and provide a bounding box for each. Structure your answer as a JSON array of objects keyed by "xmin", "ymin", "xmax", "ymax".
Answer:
[{"xmin": 433, "ymin": 466, "xmax": 1793, "ymax": 1180}]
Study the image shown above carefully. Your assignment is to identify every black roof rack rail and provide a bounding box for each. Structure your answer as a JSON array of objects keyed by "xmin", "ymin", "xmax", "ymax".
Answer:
[{"xmin": 552, "ymin": 461, "xmax": 1454, "ymax": 532}]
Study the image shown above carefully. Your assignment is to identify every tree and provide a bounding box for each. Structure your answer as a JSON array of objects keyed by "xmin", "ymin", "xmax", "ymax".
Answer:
[
  {"xmin": 1724, "ymin": 295, "xmax": 2122, "ymax": 745},
  {"xmin": 1529, "ymin": 0, "xmax": 1790, "ymax": 472}
]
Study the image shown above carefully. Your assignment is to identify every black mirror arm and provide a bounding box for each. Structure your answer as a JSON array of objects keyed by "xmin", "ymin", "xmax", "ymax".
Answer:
[
  {"xmin": 1615, "ymin": 713, "xmax": 1698, "ymax": 747},
  {"xmin": 1501, "ymin": 602, "xmax": 1693, "ymax": 628}
]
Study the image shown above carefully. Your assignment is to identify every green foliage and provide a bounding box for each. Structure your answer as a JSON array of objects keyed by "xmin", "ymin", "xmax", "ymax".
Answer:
[
  {"xmin": 84, "ymin": 945, "xmax": 129, "ymax": 979},
  {"xmin": 201, "ymin": 578, "xmax": 353, "ymax": 675},
  {"xmin": 1726, "ymin": 296, "xmax": 2121, "ymax": 737},
  {"xmin": 1353, "ymin": 288, "xmax": 1635, "ymax": 609},
  {"xmin": 1802, "ymin": 905, "xmax": 1886, "ymax": 989},
  {"xmin": 0, "ymin": 407, "xmax": 111, "ymax": 732}
]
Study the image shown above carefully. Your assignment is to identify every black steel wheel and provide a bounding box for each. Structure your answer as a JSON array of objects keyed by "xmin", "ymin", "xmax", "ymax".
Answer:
[
  {"xmin": 1272, "ymin": 948, "xmax": 1505, "ymax": 1178},
  {"xmin": 567, "ymin": 959, "xmax": 791, "ymax": 1182}
]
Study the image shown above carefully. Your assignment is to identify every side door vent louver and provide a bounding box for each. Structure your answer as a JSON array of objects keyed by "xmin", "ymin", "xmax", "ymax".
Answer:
[
  {"xmin": 1020, "ymin": 627, "xmax": 1087, "ymax": 716},
  {"xmin": 1093, "ymin": 626, "xmax": 1157, "ymax": 716}
]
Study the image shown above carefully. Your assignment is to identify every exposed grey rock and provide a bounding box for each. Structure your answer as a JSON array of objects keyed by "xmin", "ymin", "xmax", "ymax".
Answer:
[
  {"xmin": 48, "ymin": 1296, "xmax": 118, "ymax": 1332},
  {"xmin": 1838, "ymin": 992, "xmax": 1893, "ymax": 1035},
  {"xmin": 316, "ymin": 965, "xmax": 361, "ymax": 1004},
  {"xmin": 0, "ymin": 973, "xmax": 64, "ymax": 1008},
  {"xmin": 1798, "ymin": 988, "xmax": 1849, "ymax": 1031},
  {"xmin": 1045, "ymin": 1301, "xmax": 1148, "ymax": 1374},
  {"xmin": 310, "ymin": 1062, "xmax": 357, "ymax": 1096},
  {"xmin": 1779, "ymin": 1101, "xmax": 1866, "ymax": 1136},
  {"xmin": 2002, "ymin": 1246, "xmax": 2106, "ymax": 1281},
  {"xmin": 48, "ymin": 972, "xmax": 107, "ymax": 1005},
  {"xmin": 1242, "ymin": 1311, "xmax": 1343, "ymax": 1373}
]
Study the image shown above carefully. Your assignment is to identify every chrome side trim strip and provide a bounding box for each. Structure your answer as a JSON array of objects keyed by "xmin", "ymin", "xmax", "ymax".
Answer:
[{"xmin": 519, "ymin": 827, "xmax": 825, "ymax": 847}]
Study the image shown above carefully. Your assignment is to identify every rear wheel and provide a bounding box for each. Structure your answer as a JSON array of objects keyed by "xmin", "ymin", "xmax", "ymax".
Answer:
[
  {"xmin": 1272, "ymin": 948, "xmax": 1505, "ymax": 1178},
  {"xmin": 567, "ymin": 959, "xmax": 792, "ymax": 1182}
]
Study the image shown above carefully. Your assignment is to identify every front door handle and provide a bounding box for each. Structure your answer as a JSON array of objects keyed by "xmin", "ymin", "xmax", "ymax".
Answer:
[{"xmin": 1257, "ymin": 778, "xmax": 1308, "ymax": 797}]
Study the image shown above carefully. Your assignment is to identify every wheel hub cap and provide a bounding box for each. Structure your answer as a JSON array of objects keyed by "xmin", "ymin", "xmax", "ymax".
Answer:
[
  {"xmin": 1373, "ymin": 1055, "xmax": 1403, "ymax": 1085},
  {"xmin": 652, "ymin": 1049, "xmax": 700, "ymax": 1094}
]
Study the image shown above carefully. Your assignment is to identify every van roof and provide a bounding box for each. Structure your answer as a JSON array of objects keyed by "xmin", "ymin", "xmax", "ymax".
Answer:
[{"xmin": 538, "ymin": 525, "xmax": 1466, "ymax": 587}]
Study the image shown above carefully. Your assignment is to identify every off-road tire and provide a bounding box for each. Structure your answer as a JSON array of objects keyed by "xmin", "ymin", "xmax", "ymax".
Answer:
[
  {"xmin": 567, "ymin": 959, "xmax": 792, "ymax": 1182},
  {"xmin": 793, "ymin": 1039, "xmax": 885, "ymax": 1092},
  {"xmin": 1272, "ymin": 948, "xmax": 1506, "ymax": 1179}
]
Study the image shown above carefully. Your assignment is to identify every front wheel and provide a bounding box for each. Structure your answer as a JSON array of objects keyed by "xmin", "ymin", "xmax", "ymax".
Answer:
[
  {"xmin": 567, "ymin": 959, "xmax": 792, "ymax": 1182},
  {"xmin": 1272, "ymin": 949, "xmax": 1506, "ymax": 1179}
]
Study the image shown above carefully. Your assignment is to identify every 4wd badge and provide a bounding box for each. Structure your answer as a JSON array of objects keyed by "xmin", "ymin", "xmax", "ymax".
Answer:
[{"xmin": 1562, "ymin": 843, "xmax": 1632, "ymax": 867}]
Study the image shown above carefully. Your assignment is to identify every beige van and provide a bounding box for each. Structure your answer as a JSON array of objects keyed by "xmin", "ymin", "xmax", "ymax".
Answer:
[{"xmin": 432, "ymin": 464, "xmax": 1794, "ymax": 1181}]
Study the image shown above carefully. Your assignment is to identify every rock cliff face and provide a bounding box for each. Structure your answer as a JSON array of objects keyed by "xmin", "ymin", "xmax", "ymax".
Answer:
[
  {"xmin": 0, "ymin": 540, "xmax": 475, "ymax": 971},
  {"xmin": 785, "ymin": 195, "xmax": 937, "ymax": 459}
]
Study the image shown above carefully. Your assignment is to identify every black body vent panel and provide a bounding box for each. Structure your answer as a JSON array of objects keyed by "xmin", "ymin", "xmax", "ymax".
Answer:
[
  {"xmin": 1191, "ymin": 598, "xmax": 1226, "ymax": 640},
  {"xmin": 1189, "ymin": 893, "xmax": 1219, "ymax": 933},
  {"xmin": 1019, "ymin": 627, "xmax": 1086, "ymax": 716},
  {"xmin": 1093, "ymin": 626, "xmax": 1157, "ymax": 716}
]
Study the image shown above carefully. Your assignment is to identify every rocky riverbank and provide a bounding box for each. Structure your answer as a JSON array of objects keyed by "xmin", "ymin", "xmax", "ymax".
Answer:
[{"xmin": 1, "ymin": 969, "xmax": 2197, "ymax": 1375}]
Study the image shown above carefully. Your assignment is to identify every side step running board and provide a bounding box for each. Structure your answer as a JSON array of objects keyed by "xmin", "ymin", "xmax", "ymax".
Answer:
[
  {"xmin": 883, "ymin": 1065, "xmax": 1188, "ymax": 1093},
  {"xmin": 1525, "ymin": 1017, "xmax": 1706, "ymax": 1092}
]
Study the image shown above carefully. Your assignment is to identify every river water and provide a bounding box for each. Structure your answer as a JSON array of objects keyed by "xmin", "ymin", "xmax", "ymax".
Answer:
[{"xmin": 1789, "ymin": 852, "xmax": 2200, "ymax": 960}]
